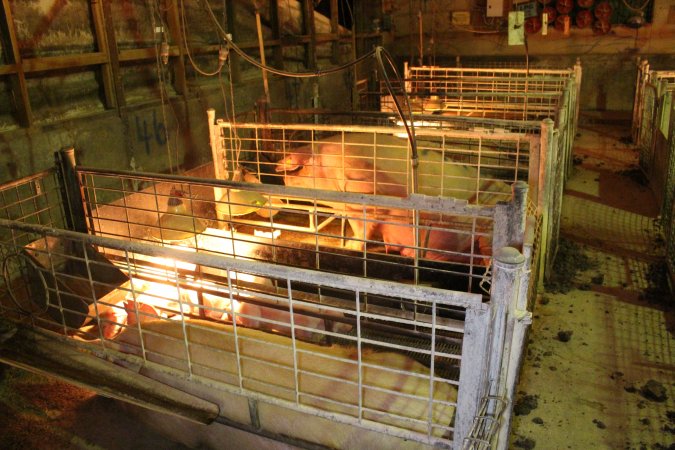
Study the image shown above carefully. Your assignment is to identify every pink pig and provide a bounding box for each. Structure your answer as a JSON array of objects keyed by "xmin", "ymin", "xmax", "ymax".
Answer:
[{"xmin": 275, "ymin": 133, "xmax": 508, "ymax": 263}]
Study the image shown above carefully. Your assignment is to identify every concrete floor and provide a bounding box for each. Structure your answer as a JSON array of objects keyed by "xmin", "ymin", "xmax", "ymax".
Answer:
[
  {"xmin": 510, "ymin": 122, "xmax": 674, "ymax": 450},
  {"xmin": 0, "ymin": 121, "xmax": 672, "ymax": 450}
]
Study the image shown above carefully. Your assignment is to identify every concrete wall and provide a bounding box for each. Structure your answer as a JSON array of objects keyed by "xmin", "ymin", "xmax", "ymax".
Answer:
[
  {"xmin": 0, "ymin": 73, "xmax": 348, "ymax": 183},
  {"xmin": 0, "ymin": 2, "xmax": 353, "ymax": 184}
]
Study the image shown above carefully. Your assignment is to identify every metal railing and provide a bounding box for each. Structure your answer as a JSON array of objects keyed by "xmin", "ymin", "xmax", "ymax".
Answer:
[
  {"xmin": 0, "ymin": 182, "xmax": 531, "ymax": 449},
  {"xmin": 371, "ymin": 61, "xmax": 581, "ymax": 124},
  {"xmin": 631, "ymin": 59, "xmax": 675, "ymax": 292},
  {"xmin": 0, "ymin": 139, "xmax": 538, "ymax": 449}
]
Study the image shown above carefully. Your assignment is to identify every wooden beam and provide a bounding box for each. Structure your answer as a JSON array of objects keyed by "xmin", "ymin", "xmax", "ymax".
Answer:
[
  {"xmin": 90, "ymin": 0, "xmax": 117, "ymax": 110},
  {"xmin": 118, "ymin": 47, "xmax": 161, "ymax": 63},
  {"xmin": 22, "ymin": 53, "xmax": 108, "ymax": 74},
  {"xmin": 269, "ymin": 0, "xmax": 284, "ymax": 69},
  {"xmin": 225, "ymin": 0, "xmax": 241, "ymax": 83},
  {"xmin": 0, "ymin": 64, "xmax": 18, "ymax": 76},
  {"xmin": 164, "ymin": 0, "xmax": 188, "ymax": 95},
  {"xmin": 279, "ymin": 33, "xmax": 342, "ymax": 46},
  {"xmin": 100, "ymin": 0, "xmax": 126, "ymax": 111},
  {"xmin": 330, "ymin": 0, "xmax": 340, "ymax": 64},
  {"xmin": 0, "ymin": 0, "xmax": 32, "ymax": 127},
  {"xmin": 301, "ymin": 0, "xmax": 316, "ymax": 70}
]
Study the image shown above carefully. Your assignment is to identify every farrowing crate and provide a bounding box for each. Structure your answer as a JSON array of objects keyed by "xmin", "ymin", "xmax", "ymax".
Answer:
[
  {"xmin": 361, "ymin": 62, "xmax": 580, "ymax": 290},
  {"xmin": 0, "ymin": 148, "xmax": 533, "ymax": 449},
  {"xmin": 373, "ymin": 62, "xmax": 581, "ymax": 125},
  {"xmin": 208, "ymin": 116, "xmax": 555, "ymax": 299},
  {"xmin": 367, "ymin": 61, "xmax": 580, "ymax": 182}
]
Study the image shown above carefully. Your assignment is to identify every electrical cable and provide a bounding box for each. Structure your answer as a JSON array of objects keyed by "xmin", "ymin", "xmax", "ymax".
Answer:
[
  {"xmin": 179, "ymin": 0, "xmax": 226, "ymax": 77},
  {"xmin": 373, "ymin": 47, "xmax": 418, "ymax": 193},
  {"xmin": 200, "ymin": 0, "xmax": 376, "ymax": 79},
  {"xmin": 148, "ymin": 0, "xmax": 174, "ymax": 174},
  {"xmin": 196, "ymin": 0, "xmax": 421, "ymax": 195},
  {"xmin": 622, "ymin": 0, "xmax": 651, "ymax": 13}
]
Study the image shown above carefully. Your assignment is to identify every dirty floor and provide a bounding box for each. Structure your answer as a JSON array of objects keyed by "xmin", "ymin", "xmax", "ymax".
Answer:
[{"xmin": 510, "ymin": 122, "xmax": 674, "ymax": 450}]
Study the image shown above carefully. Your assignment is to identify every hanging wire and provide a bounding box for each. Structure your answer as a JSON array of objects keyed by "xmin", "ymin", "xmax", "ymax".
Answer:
[
  {"xmin": 198, "ymin": 0, "xmax": 419, "ymax": 183},
  {"xmin": 374, "ymin": 47, "xmax": 418, "ymax": 192},
  {"xmin": 179, "ymin": 0, "xmax": 227, "ymax": 77},
  {"xmin": 200, "ymin": 0, "xmax": 376, "ymax": 79},
  {"xmin": 148, "ymin": 0, "xmax": 175, "ymax": 174},
  {"xmin": 226, "ymin": 53, "xmax": 243, "ymax": 178},
  {"xmin": 622, "ymin": 0, "xmax": 651, "ymax": 13}
]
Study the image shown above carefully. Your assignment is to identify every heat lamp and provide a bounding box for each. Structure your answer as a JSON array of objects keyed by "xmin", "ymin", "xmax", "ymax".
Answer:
[{"xmin": 149, "ymin": 188, "xmax": 207, "ymax": 242}]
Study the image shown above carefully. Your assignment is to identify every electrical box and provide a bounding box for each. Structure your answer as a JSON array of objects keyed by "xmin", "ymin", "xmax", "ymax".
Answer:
[
  {"xmin": 486, "ymin": 0, "xmax": 505, "ymax": 17},
  {"xmin": 508, "ymin": 11, "xmax": 525, "ymax": 46},
  {"xmin": 452, "ymin": 11, "xmax": 471, "ymax": 26}
]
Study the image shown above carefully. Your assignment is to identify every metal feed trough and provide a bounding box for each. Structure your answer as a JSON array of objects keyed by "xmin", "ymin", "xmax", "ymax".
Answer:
[
  {"xmin": 0, "ymin": 140, "xmax": 534, "ymax": 449},
  {"xmin": 631, "ymin": 58, "xmax": 675, "ymax": 292}
]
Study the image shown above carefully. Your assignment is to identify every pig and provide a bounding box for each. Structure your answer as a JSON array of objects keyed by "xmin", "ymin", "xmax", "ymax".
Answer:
[
  {"xmin": 112, "ymin": 318, "xmax": 456, "ymax": 445},
  {"xmin": 275, "ymin": 132, "xmax": 512, "ymax": 262},
  {"xmin": 202, "ymin": 294, "xmax": 352, "ymax": 343}
]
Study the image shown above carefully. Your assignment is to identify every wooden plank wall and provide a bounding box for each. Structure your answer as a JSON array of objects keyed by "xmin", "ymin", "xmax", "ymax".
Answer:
[{"xmin": 0, "ymin": 0, "xmax": 365, "ymax": 129}]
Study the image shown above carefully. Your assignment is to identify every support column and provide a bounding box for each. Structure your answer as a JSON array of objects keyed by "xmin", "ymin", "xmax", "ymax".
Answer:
[
  {"xmin": 489, "ymin": 247, "xmax": 529, "ymax": 450},
  {"xmin": 55, "ymin": 148, "xmax": 89, "ymax": 234}
]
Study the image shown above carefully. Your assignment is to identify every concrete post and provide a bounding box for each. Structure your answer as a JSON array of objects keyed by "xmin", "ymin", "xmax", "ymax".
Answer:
[
  {"xmin": 536, "ymin": 119, "xmax": 554, "ymax": 290},
  {"xmin": 454, "ymin": 303, "xmax": 491, "ymax": 448},
  {"xmin": 492, "ymin": 182, "xmax": 528, "ymax": 256},
  {"xmin": 486, "ymin": 247, "xmax": 525, "ymax": 396},
  {"xmin": 487, "ymin": 247, "xmax": 526, "ymax": 450},
  {"xmin": 496, "ymin": 257, "xmax": 531, "ymax": 450}
]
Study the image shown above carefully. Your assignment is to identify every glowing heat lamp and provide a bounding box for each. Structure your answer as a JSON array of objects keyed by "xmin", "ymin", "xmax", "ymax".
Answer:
[{"xmin": 149, "ymin": 188, "xmax": 207, "ymax": 242}]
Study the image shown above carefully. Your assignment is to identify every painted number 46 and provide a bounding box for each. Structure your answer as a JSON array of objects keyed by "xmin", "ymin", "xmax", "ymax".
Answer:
[{"xmin": 135, "ymin": 110, "xmax": 167, "ymax": 155}]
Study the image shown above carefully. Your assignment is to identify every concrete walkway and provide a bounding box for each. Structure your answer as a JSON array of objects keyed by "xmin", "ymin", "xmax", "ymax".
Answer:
[{"xmin": 510, "ymin": 123, "xmax": 674, "ymax": 449}]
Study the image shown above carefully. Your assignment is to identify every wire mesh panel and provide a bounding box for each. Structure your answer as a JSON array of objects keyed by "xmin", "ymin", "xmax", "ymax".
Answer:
[
  {"xmin": 639, "ymin": 84, "xmax": 658, "ymax": 172},
  {"xmin": 373, "ymin": 64, "xmax": 580, "ymax": 123},
  {"xmin": 269, "ymin": 110, "xmax": 546, "ymax": 136},
  {"xmin": 406, "ymin": 66, "xmax": 575, "ymax": 95},
  {"xmin": 211, "ymin": 121, "xmax": 532, "ymax": 203},
  {"xmin": 211, "ymin": 120, "xmax": 554, "ymax": 291},
  {"xmin": 0, "ymin": 169, "xmax": 66, "ymax": 312},
  {"xmin": 0, "ymin": 169, "xmax": 65, "ymax": 244},
  {"xmin": 379, "ymin": 92, "xmax": 563, "ymax": 122},
  {"xmin": 0, "ymin": 218, "xmax": 488, "ymax": 447},
  {"xmin": 664, "ymin": 105, "xmax": 675, "ymax": 290},
  {"xmin": 77, "ymin": 167, "xmax": 499, "ymax": 296}
]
